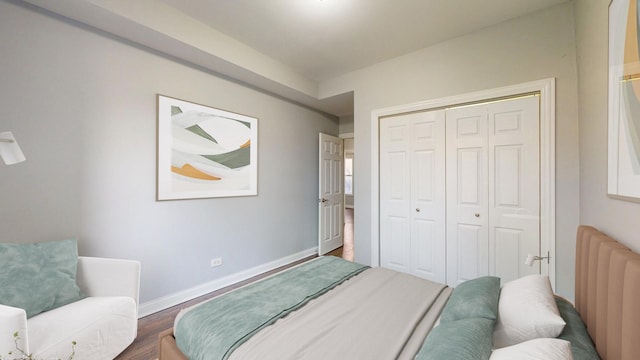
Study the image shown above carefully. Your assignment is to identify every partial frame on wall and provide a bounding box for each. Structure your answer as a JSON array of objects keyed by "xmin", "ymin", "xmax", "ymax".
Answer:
[
  {"xmin": 608, "ymin": 0, "xmax": 640, "ymax": 201},
  {"xmin": 157, "ymin": 95, "xmax": 258, "ymax": 200}
]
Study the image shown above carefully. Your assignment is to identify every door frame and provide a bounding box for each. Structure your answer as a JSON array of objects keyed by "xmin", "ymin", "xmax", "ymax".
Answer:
[
  {"xmin": 370, "ymin": 78, "xmax": 556, "ymax": 288},
  {"xmin": 340, "ymin": 133, "xmax": 355, "ymax": 210}
]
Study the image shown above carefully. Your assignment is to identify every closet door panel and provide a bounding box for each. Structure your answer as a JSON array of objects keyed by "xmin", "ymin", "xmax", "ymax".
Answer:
[
  {"xmin": 493, "ymin": 227, "xmax": 524, "ymax": 283},
  {"xmin": 380, "ymin": 111, "xmax": 446, "ymax": 283},
  {"xmin": 411, "ymin": 111, "xmax": 446, "ymax": 283},
  {"xmin": 488, "ymin": 96, "xmax": 540, "ymax": 283},
  {"xmin": 455, "ymin": 224, "xmax": 483, "ymax": 281},
  {"xmin": 446, "ymin": 107, "xmax": 489, "ymax": 287},
  {"xmin": 412, "ymin": 218, "xmax": 438, "ymax": 278},
  {"xmin": 380, "ymin": 118, "xmax": 411, "ymax": 273}
]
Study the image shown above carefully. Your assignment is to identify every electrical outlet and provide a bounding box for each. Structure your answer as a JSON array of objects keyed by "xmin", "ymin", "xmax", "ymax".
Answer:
[{"xmin": 210, "ymin": 257, "xmax": 223, "ymax": 267}]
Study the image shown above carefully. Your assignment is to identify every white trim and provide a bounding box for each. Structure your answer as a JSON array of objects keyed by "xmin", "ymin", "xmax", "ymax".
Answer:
[
  {"xmin": 138, "ymin": 247, "xmax": 317, "ymax": 317},
  {"xmin": 370, "ymin": 78, "xmax": 556, "ymax": 288},
  {"xmin": 339, "ymin": 132, "xmax": 354, "ymax": 138},
  {"xmin": 539, "ymin": 79, "xmax": 557, "ymax": 290}
]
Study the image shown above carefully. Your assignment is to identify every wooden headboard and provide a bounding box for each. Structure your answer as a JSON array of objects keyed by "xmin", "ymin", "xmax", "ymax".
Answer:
[{"xmin": 575, "ymin": 225, "xmax": 640, "ymax": 360}]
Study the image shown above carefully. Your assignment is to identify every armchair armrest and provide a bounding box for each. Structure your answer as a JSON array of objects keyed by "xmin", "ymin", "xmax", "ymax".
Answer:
[
  {"xmin": 0, "ymin": 304, "xmax": 29, "ymax": 356},
  {"xmin": 76, "ymin": 257, "xmax": 141, "ymax": 312}
]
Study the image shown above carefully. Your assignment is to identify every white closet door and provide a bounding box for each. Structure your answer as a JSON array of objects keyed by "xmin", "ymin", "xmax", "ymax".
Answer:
[
  {"xmin": 488, "ymin": 96, "xmax": 540, "ymax": 284},
  {"xmin": 380, "ymin": 110, "xmax": 446, "ymax": 283},
  {"xmin": 446, "ymin": 96, "xmax": 540, "ymax": 287},
  {"xmin": 380, "ymin": 116, "xmax": 411, "ymax": 274},
  {"xmin": 411, "ymin": 111, "xmax": 447, "ymax": 282},
  {"xmin": 445, "ymin": 105, "xmax": 490, "ymax": 287}
]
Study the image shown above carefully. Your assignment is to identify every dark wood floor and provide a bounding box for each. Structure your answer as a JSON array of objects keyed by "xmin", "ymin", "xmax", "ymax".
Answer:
[{"xmin": 116, "ymin": 208, "xmax": 355, "ymax": 360}]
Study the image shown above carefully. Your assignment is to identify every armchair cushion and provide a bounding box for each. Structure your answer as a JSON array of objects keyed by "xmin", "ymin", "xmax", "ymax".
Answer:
[
  {"xmin": 28, "ymin": 297, "xmax": 137, "ymax": 360},
  {"xmin": 0, "ymin": 239, "xmax": 85, "ymax": 318},
  {"xmin": 0, "ymin": 304, "xmax": 29, "ymax": 355}
]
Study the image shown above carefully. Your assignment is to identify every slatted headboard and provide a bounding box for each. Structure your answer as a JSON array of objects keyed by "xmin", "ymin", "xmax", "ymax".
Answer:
[{"xmin": 575, "ymin": 225, "xmax": 640, "ymax": 360}]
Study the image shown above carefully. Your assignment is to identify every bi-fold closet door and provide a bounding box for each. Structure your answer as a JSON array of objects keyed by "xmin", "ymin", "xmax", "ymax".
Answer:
[
  {"xmin": 380, "ymin": 110, "xmax": 447, "ymax": 283},
  {"xmin": 380, "ymin": 96, "xmax": 540, "ymax": 286}
]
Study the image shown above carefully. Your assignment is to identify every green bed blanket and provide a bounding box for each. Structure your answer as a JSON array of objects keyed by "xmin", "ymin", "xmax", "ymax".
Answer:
[{"xmin": 174, "ymin": 256, "xmax": 368, "ymax": 360}]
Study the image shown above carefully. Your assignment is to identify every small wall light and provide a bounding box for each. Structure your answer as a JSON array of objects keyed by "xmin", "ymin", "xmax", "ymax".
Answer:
[
  {"xmin": 0, "ymin": 131, "xmax": 26, "ymax": 165},
  {"xmin": 525, "ymin": 252, "xmax": 550, "ymax": 267}
]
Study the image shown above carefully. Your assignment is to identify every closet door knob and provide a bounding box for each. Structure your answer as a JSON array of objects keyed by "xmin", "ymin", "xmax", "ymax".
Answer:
[
  {"xmin": 475, "ymin": 213, "xmax": 480, "ymax": 218},
  {"xmin": 416, "ymin": 208, "xmax": 421, "ymax": 212}
]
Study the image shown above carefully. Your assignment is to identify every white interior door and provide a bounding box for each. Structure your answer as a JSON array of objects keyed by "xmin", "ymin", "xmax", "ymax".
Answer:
[
  {"xmin": 318, "ymin": 133, "xmax": 344, "ymax": 255},
  {"xmin": 446, "ymin": 96, "xmax": 540, "ymax": 286},
  {"xmin": 380, "ymin": 110, "xmax": 446, "ymax": 283}
]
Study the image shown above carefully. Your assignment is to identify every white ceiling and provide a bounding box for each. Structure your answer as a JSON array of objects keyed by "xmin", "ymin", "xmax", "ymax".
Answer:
[
  {"xmin": 159, "ymin": 0, "xmax": 569, "ymax": 81},
  {"xmin": 24, "ymin": 0, "xmax": 569, "ymax": 116}
]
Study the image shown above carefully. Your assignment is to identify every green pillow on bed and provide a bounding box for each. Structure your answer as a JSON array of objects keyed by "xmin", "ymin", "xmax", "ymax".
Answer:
[
  {"xmin": 440, "ymin": 276, "xmax": 501, "ymax": 323},
  {"xmin": 555, "ymin": 296, "xmax": 601, "ymax": 360},
  {"xmin": 415, "ymin": 317, "xmax": 494, "ymax": 360}
]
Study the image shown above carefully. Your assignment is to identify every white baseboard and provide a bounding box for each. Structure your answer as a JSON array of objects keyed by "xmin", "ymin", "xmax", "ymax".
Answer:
[{"xmin": 138, "ymin": 247, "xmax": 318, "ymax": 318}]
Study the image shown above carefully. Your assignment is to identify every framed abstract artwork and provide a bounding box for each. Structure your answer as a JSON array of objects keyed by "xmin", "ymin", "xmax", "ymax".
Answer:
[
  {"xmin": 608, "ymin": 0, "xmax": 640, "ymax": 201},
  {"xmin": 157, "ymin": 95, "xmax": 258, "ymax": 200}
]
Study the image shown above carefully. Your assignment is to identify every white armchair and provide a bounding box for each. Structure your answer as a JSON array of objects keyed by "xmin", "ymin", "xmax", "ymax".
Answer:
[{"xmin": 0, "ymin": 256, "xmax": 140, "ymax": 360}]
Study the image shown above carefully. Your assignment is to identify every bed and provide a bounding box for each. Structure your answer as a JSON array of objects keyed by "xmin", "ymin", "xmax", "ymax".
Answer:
[{"xmin": 158, "ymin": 225, "xmax": 640, "ymax": 360}]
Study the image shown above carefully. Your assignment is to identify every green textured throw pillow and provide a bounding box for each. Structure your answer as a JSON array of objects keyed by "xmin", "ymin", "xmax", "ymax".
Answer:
[
  {"xmin": 415, "ymin": 318, "xmax": 494, "ymax": 360},
  {"xmin": 555, "ymin": 296, "xmax": 600, "ymax": 359},
  {"xmin": 0, "ymin": 239, "xmax": 85, "ymax": 318},
  {"xmin": 440, "ymin": 276, "xmax": 501, "ymax": 322}
]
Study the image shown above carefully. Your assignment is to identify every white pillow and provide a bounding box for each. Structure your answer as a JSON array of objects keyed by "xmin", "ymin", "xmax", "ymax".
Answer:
[
  {"xmin": 492, "ymin": 275, "xmax": 566, "ymax": 348},
  {"xmin": 490, "ymin": 338, "xmax": 574, "ymax": 360}
]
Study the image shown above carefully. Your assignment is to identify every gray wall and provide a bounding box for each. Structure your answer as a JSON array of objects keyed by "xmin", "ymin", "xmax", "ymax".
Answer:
[
  {"xmin": 0, "ymin": 1, "xmax": 337, "ymax": 304},
  {"xmin": 574, "ymin": 0, "xmax": 640, "ymax": 253},
  {"xmin": 339, "ymin": 114, "xmax": 354, "ymax": 135},
  {"xmin": 320, "ymin": 3, "xmax": 580, "ymax": 300}
]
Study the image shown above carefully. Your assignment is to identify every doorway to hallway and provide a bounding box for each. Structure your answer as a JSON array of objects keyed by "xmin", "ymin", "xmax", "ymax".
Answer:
[{"xmin": 326, "ymin": 208, "xmax": 354, "ymax": 261}]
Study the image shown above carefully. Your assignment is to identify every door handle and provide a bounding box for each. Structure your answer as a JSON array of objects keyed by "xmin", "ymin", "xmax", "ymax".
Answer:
[
  {"xmin": 475, "ymin": 213, "xmax": 480, "ymax": 218},
  {"xmin": 319, "ymin": 198, "xmax": 328, "ymax": 203},
  {"xmin": 416, "ymin": 208, "xmax": 421, "ymax": 212}
]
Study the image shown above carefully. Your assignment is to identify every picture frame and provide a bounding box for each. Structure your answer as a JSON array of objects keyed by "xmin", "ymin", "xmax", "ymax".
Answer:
[
  {"xmin": 608, "ymin": 0, "xmax": 640, "ymax": 201},
  {"xmin": 157, "ymin": 95, "xmax": 258, "ymax": 200}
]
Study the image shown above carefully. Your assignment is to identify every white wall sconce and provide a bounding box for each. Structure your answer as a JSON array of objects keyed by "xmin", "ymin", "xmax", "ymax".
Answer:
[
  {"xmin": 0, "ymin": 131, "xmax": 26, "ymax": 165},
  {"xmin": 525, "ymin": 252, "xmax": 551, "ymax": 267}
]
